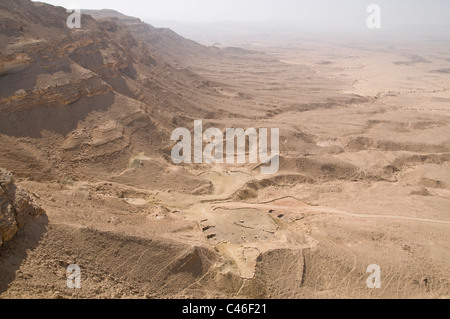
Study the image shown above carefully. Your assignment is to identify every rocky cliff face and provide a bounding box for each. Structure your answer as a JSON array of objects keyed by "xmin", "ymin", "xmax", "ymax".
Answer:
[
  {"xmin": 0, "ymin": 0, "xmax": 218, "ymax": 192},
  {"xmin": 82, "ymin": 9, "xmax": 218, "ymax": 65},
  {"xmin": 0, "ymin": 168, "xmax": 45, "ymax": 247}
]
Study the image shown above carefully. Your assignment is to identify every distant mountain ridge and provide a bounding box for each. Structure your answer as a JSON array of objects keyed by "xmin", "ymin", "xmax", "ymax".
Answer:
[{"xmin": 82, "ymin": 9, "xmax": 220, "ymax": 65}]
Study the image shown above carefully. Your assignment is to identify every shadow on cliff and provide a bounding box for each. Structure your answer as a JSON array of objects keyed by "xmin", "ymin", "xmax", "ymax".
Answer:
[
  {"xmin": 0, "ymin": 213, "xmax": 49, "ymax": 294},
  {"xmin": 0, "ymin": 91, "xmax": 115, "ymax": 138}
]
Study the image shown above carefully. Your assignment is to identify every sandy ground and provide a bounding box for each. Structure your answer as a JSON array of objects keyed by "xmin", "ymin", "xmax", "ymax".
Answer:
[{"xmin": 1, "ymin": 32, "xmax": 449, "ymax": 298}]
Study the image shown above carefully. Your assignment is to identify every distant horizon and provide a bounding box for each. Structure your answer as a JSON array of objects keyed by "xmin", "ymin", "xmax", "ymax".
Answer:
[
  {"xmin": 33, "ymin": 0, "xmax": 450, "ymax": 29},
  {"xmin": 32, "ymin": 0, "xmax": 450, "ymax": 44}
]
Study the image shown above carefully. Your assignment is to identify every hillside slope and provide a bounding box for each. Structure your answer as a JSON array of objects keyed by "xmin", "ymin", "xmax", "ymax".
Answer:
[{"xmin": 0, "ymin": 0, "xmax": 224, "ymax": 192}]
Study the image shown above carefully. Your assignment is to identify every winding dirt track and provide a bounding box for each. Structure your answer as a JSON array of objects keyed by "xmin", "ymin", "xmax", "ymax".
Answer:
[{"xmin": 215, "ymin": 200, "xmax": 450, "ymax": 225}]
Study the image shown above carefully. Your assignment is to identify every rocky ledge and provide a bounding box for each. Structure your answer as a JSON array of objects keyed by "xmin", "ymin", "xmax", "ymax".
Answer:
[{"xmin": 0, "ymin": 168, "xmax": 45, "ymax": 247}]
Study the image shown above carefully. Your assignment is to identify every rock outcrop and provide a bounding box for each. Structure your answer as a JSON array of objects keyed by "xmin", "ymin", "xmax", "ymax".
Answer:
[{"xmin": 0, "ymin": 168, "xmax": 45, "ymax": 247}]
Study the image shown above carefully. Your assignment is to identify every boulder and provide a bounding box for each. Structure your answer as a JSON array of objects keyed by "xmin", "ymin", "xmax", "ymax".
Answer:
[{"xmin": 0, "ymin": 168, "xmax": 45, "ymax": 247}]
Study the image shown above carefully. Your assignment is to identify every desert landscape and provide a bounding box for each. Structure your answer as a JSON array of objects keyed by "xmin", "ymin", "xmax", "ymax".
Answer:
[{"xmin": 0, "ymin": 0, "xmax": 449, "ymax": 299}]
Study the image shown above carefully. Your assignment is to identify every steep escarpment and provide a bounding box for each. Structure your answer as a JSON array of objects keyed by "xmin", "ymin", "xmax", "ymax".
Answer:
[
  {"xmin": 0, "ymin": 0, "xmax": 218, "ymax": 192},
  {"xmin": 83, "ymin": 9, "xmax": 220, "ymax": 65}
]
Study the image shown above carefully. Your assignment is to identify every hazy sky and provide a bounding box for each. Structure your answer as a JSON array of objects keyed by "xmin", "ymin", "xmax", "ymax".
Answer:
[{"xmin": 35, "ymin": 0, "xmax": 450, "ymax": 29}]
